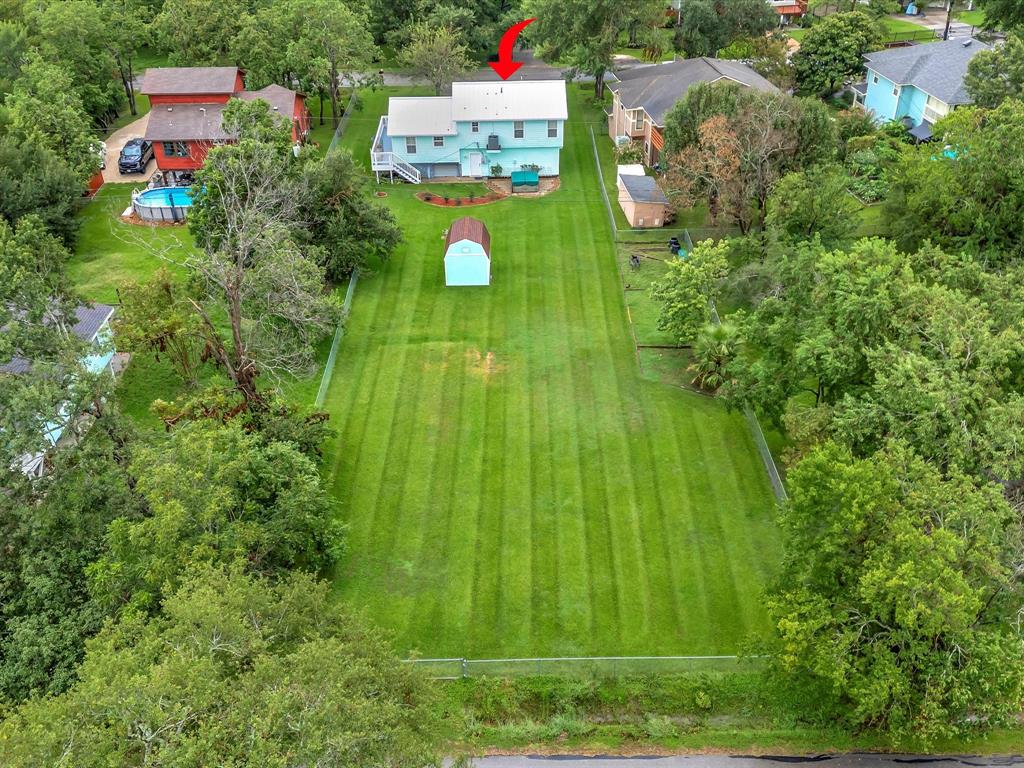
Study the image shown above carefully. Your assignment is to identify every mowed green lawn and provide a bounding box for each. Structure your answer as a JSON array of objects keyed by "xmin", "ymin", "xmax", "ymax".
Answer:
[{"xmin": 322, "ymin": 87, "xmax": 781, "ymax": 659}]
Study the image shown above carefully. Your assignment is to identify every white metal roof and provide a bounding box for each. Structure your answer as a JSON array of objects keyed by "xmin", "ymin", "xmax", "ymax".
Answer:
[
  {"xmin": 387, "ymin": 97, "xmax": 456, "ymax": 137},
  {"xmin": 451, "ymin": 80, "xmax": 568, "ymax": 122}
]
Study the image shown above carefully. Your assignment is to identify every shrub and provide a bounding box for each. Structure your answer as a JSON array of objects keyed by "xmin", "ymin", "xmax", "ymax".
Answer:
[
  {"xmin": 423, "ymin": 192, "xmax": 433, "ymax": 201},
  {"xmin": 614, "ymin": 140, "xmax": 644, "ymax": 165},
  {"xmin": 489, "ymin": 163, "xmax": 503, "ymax": 177}
]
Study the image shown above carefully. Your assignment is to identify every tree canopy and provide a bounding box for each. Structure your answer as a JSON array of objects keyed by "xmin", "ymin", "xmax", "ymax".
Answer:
[
  {"xmin": 770, "ymin": 440, "xmax": 1024, "ymax": 744},
  {"xmin": 0, "ymin": 568, "xmax": 442, "ymax": 766},
  {"xmin": 792, "ymin": 12, "xmax": 883, "ymax": 96}
]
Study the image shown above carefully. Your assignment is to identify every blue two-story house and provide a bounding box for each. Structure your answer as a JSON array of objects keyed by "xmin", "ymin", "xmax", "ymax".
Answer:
[
  {"xmin": 2, "ymin": 303, "xmax": 117, "ymax": 477},
  {"xmin": 371, "ymin": 80, "xmax": 568, "ymax": 183},
  {"xmin": 854, "ymin": 38, "xmax": 989, "ymax": 141}
]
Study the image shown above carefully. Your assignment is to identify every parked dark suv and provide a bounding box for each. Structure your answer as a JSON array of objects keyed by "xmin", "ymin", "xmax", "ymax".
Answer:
[{"xmin": 118, "ymin": 139, "xmax": 153, "ymax": 174}]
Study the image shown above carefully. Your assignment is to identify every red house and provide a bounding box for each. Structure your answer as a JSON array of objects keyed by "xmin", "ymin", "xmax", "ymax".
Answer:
[{"xmin": 140, "ymin": 67, "xmax": 311, "ymax": 180}]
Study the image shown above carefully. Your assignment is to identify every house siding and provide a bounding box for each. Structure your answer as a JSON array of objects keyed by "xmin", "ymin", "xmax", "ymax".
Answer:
[
  {"xmin": 445, "ymin": 239, "xmax": 490, "ymax": 286},
  {"xmin": 391, "ymin": 118, "xmax": 564, "ymax": 176},
  {"xmin": 863, "ymin": 68, "xmax": 936, "ymax": 126}
]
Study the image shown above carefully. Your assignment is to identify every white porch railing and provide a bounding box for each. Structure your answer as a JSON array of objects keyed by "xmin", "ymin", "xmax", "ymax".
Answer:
[
  {"xmin": 370, "ymin": 116, "xmax": 421, "ymax": 183},
  {"xmin": 371, "ymin": 152, "xmax": 421, "ymax": 183}
]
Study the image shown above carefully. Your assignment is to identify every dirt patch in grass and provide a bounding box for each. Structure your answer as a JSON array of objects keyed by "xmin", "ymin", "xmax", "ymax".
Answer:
[{"xmin": 465, "ymin": 348, "xmax": 505, "ymax": 379}]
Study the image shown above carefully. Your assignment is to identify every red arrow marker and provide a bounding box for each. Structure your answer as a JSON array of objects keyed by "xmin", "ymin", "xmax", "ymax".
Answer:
[{"xmin": 489, "ymin": 18, "xmax": 536, "ymax": 80}]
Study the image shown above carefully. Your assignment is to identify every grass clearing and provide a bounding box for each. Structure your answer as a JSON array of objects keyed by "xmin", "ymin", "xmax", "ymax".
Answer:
[
  {"xmin": 69, "ymin": 184, "xmax": 193, "ymax": 304},
  {"xmin": 322, "ymin": 87, "xmax": 780, "ymax": 659}
]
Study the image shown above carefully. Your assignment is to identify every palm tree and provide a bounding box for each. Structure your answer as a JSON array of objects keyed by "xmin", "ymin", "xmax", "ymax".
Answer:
[{"xmin": 688, "ymin": 321, "xmax": 737, "ymax": 392}]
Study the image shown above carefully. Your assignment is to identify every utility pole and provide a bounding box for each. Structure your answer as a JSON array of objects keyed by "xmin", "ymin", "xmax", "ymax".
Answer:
[{"xmin": 943, "ymin": 0, "xmax": 954, "ymax": 40}]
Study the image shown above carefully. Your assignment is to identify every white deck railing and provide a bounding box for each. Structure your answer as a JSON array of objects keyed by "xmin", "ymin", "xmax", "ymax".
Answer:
[{"xmin": 369, "ymin": 116, "xmax": 421, "ymax": 183}]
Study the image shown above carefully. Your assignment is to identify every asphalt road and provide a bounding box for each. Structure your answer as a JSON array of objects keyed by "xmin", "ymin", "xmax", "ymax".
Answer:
[{"xmin": 457, "ymin": 756, "xmax": 1024, "ymax": 768}]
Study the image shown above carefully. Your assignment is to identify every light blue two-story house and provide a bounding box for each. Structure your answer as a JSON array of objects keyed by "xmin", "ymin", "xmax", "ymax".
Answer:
[
  {"xmin": 371, "ymin": 80, "xmax": 568, "ymax": 183},
  {"xmin": 2, "ymin": 303, "xmax": 117, "ymax": 477},
  {"xmin": 854, "ymin": 38, "xmax": 989, "ymax": 141}
]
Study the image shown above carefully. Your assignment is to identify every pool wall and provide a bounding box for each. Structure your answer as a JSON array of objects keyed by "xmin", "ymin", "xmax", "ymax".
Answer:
[{"xmin": 132, "ymin": 187, "xmax": 192, "ymax": 222}]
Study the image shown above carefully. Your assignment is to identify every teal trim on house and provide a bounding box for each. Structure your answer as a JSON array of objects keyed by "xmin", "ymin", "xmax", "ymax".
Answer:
[{"xmin": 444, "ymin": 238, "xmax": 490, "ymax": 286}]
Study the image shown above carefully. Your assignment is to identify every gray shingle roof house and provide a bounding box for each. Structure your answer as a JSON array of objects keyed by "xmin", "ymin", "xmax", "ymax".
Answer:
[
  {"xmin": 611, "ymin": 58, "xmax": 778, "ymax": 125},
  {"xmin": 607, "ymin": 58, "xmax": 779, "ymax": 166},
  {"xmin": 864, "ymin": 38, "xmax": 989, "ymax": 106},
  {"xmin": 1, "ymin": 303, "xmax": 115, "ymax": 375},
  {"xmin": 855, "ymin": 39, "xmax": 990, "ymax": 139}
]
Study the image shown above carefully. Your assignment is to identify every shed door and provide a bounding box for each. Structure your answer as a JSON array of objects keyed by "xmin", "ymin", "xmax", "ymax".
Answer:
[{"xmin": 469, "ymin": 152, "xmax": 484, "ymax": 176}]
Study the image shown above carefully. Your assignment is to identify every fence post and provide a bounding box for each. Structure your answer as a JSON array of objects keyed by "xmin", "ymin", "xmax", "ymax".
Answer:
[{"xmin": 461, "ymin": 658, "xmax": 469, "ymax": 679}]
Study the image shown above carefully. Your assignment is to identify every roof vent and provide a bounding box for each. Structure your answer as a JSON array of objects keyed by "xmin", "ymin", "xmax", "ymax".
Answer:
[
  {"xmin": 167, "ymin": 106, "xmax": 172, "ymax": 111},
  {"xmin": 199, "ymin": 107, "xmax": 206, "ymax": 114},
  {"xmin": 273, "ymin": 105, "xmax": 279, "ymax": 111}
]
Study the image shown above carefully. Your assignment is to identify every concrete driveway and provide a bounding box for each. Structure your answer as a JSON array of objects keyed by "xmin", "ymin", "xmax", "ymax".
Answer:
[
  {"xmin": 895, "ymin": 10, "xmax": 981, "ymax": 40},
  {"xmin": 102, "ymin": 112, "xmax": 156, "ymax": 184}
]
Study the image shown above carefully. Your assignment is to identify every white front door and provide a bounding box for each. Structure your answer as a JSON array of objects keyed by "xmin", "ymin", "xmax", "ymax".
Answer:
[{"xmin": 468, "ymin": 152, "xmax": 483, "ymax": 176}]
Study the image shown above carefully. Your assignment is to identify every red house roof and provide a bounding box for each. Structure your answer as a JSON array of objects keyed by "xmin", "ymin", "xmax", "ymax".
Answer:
[
  {"xmin": 445, "ymin": 217, "xmax": 491, "ymax": 255},
  {"xmin": 139, "ymin": 66, "xmax": 242, "ymax": 95}
]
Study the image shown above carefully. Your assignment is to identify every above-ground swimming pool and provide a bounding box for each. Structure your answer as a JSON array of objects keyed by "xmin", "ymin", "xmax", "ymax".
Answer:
[{"xmin": 132, "ymin": 186, "xmax": 194, "ymax": 222}]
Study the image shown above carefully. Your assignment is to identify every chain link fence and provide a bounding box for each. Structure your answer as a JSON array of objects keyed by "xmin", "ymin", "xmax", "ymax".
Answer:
[{"xmin": 404, "ymin": 655, "xmax": 763, "ymax": 680}]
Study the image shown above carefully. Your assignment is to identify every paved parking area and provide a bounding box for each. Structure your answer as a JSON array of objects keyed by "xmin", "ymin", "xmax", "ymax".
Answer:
[{"xmin": 102, "ymin": 113, "xmax": 156, "ymax": 183}]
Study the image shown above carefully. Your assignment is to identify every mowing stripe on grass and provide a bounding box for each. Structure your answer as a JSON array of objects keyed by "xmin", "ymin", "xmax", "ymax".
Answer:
[{"xmin": 322, "ymin": 88, "xmax": 780, "ymax": 658}]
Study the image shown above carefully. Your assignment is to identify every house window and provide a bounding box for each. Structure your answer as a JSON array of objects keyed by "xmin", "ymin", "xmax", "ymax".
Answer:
[
  {"xmin": 923, "ymin": 93, "xmax": 950, "ymax": 123},
  {"xmin": 471, "ymin": 121, "xmax": 479, "ymax": 133},
  {"xmin": 547, "ymin": 120, "xmax": 558, "ymax": 138},
  {"xmin": 406, "ymin": 136, "xmax": 416, "ymax": 154},
  {"xmin": 514, "ymin": 120, "xmax": 524, "ymax": 138},
  {"xmin": 633, "ymin": 110, "xmax": 644, "ymax": 131},
  {"xmin": 161, "ymin": 141, "xmax": 189, "ymax": 157},
  {"xmin": 433, "ymin": 136, "xmax": 444, "ymax": 147},
  {"xmin": 872, "ymin": 74, "xmax": 879, "ymax": 84},
  {"xmin": 893, "ymin": 84, "xmax": 900, "ymax": 97}
]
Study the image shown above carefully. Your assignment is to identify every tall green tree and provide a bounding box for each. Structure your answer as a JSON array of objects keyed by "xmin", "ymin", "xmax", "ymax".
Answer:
[
  {"xmin": 792, "ymin": 12, "xmax": 883, "ymax": 96},
  {"xmin": 769, "ymin": 440, "xmax": 1024, "ymax": 744},
  {"xmin": 289, "ymin": 0, "xmax": 377, "ymax": 128},
  {"xmin": 766, "ymin": 164, "xmax": 860, "ymax": 247},
  {"xmin": 525, "ymin": 0, "xmax": 657, "ymax": 98},
  {"xmin": 88, "ymin": 420, "xmax": 342, "ymax": 610},
  {"xmin": 885, "ymin": 100, "xmax": 1024, "ymax": 260},
  {"xmin": 0, "ymin": 568, "xmax": 442, "ymax": 766},
  {"xmin": 978, "ymin": 0, "xmax": 1023, "ymax": 28},
  {"xmin": 0, "ymin": 137, "xmax": 82, "ymax": 243},
  {"xmin": 31, "ymin": 0, "xmax": 125, "ymax": 125},
  {"xmin": 676, "ymin": 0, "xmax": 777, "ymax": 58},
  {"xmin": 965, "ymin": 34, "xmax": 1024, "ymax": 108},
  {"xmin": 400, "ymin": 22, "xmax": 473, "ymax": 95},
  {"xmin": 0, "ymin": 419, "xmax": 139, "ymax": 704},
  {"xmin": 3, "ymin": 53, "xmax": 98, "ymax": 179},
  {"xmin": 651, "ymin": 240, "xmax": 729, "ymax": 345},
  {"xmin": 303, "ymin": 150, "xmax": 402, "ymax": 280},
  {"xmin": 154, "ymin": 0, "xmax": 247, "ymax": 65}
]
